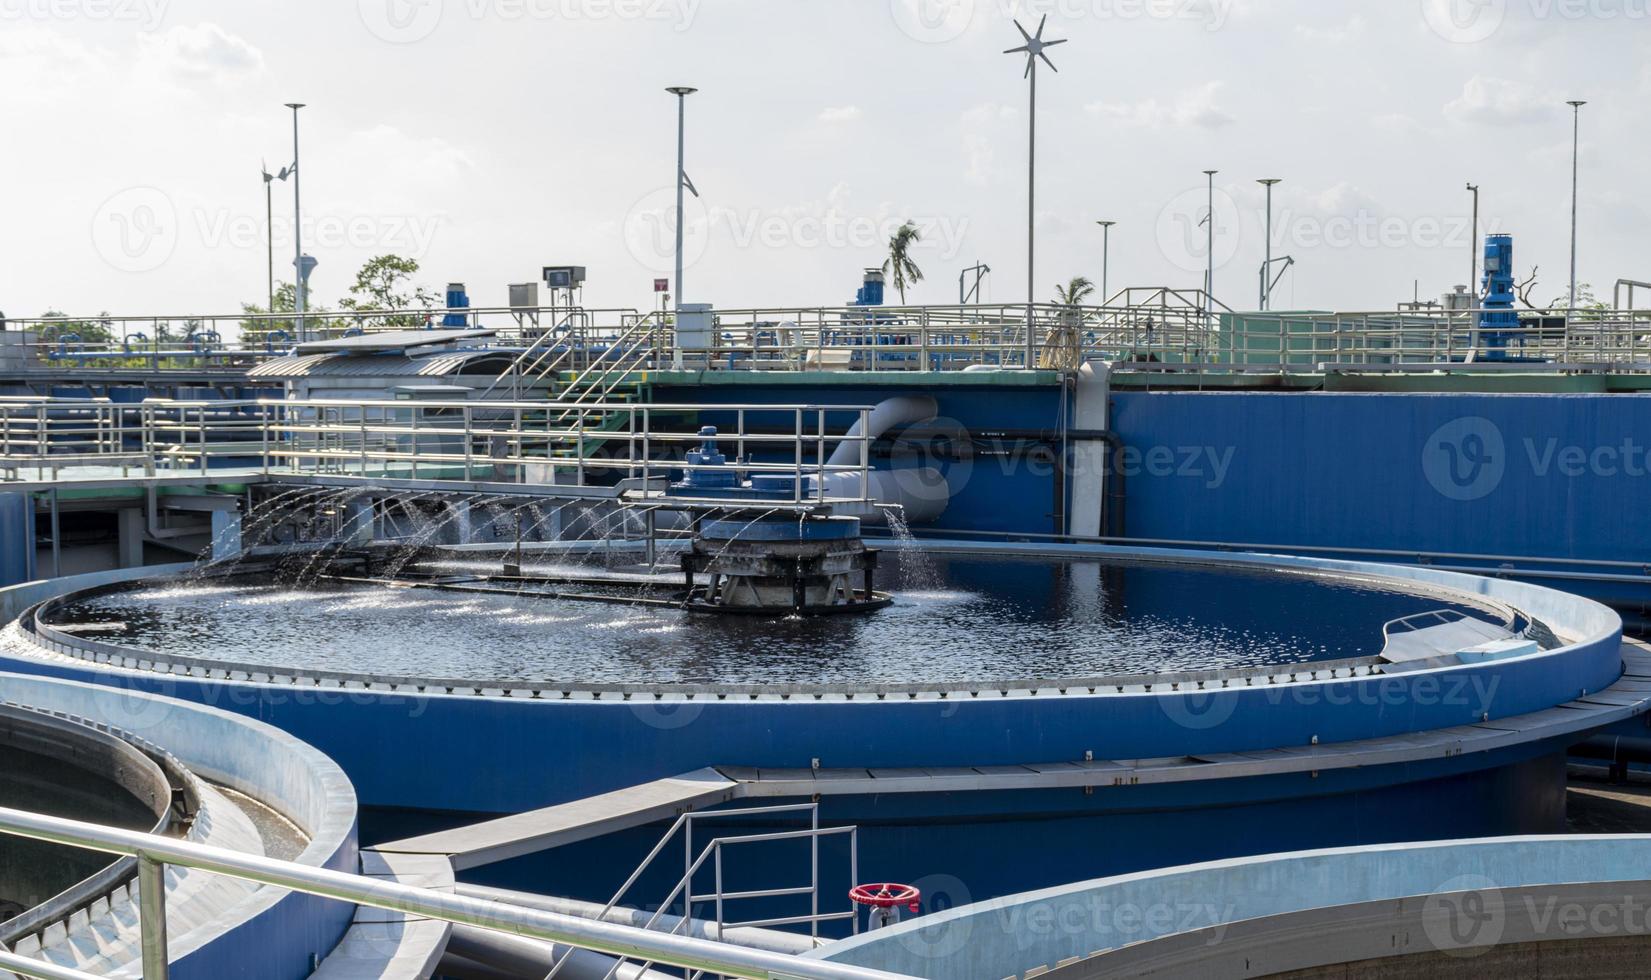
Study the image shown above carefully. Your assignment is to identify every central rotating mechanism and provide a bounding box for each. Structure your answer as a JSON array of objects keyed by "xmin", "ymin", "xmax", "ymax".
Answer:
[{"xmin": 673, "ymin": 427, "xmax": 891, "ymax": 615}]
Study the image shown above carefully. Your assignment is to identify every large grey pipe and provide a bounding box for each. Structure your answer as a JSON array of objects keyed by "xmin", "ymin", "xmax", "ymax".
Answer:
[
  {"xmin": 824, "ymin": 395, "xmax": 948, "ymax": 524},
  {"xmin": 456, "ymin": 883, "xmax": 816, "ymax": 955},
  {"xmin": 444, "ymin": 923, "xmax": 676, "ymax": 980}
]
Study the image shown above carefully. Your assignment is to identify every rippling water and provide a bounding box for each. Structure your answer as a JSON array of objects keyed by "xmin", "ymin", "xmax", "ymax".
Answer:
[{"xmin": 44, "ymin": 554, "xmax": 1483, "ymax": 685}]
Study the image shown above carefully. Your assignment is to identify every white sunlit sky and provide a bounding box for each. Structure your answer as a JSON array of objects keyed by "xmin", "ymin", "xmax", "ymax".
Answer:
[{"xmin": 2, "ymin": 0, "xmax": 1646, "ymax": 323}]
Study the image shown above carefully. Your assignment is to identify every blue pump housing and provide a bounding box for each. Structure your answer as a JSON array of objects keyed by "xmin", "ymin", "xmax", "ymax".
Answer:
[
  {"xmin": 442, "ymin": 283, "xmax": 470, "ymax": 328},
  {"xmin": 853, "ymin": 270, "xmax": 885, "ymax": 307},
  {"xmin": 1479, "ymin": 235, "xmax": 1516, "ymax": 359}
]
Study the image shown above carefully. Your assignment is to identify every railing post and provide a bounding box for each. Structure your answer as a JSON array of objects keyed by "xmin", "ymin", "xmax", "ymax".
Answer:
[
  {"xmin": 463, "ymin": 406, "xmax": 474, "ymax": 482},
  {"xmin": 714, "ymin": 842, "xmax": 724, "ymax": 942},
  {"xmin": 138, "ymin": 853, "xmax": 169, "ymax": 979}
]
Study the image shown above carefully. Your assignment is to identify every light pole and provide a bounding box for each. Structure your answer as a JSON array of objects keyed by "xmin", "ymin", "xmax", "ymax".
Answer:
[
  {"xmin": 1005, "ymin": 16, "xmax": 1066, "ymax": 369},
  {"xmin": 261, "ymin": 163, "xmax": 276, "ymax": 315},
  {"xmin": 284, "ymin": 103, "xmax": 306, "ymax": 341},
  {"xmin": 1257, "ymin": 179, "xmax": 1281, "ymax": 311},
  {"xmin": 666, "ymin": 86, "xmax": 699, "ymax": 370},
  {"xmin": 1567, "ymin": 100, "xmax": 1586, "ymax": 317},
  {"xmin": 1095, "ymin": 220, "xmax": 1115, "ymax": 306},
  {"xmin": 1466, "ymin": 182, "xmax": 1479, "ymax": 299},
  {"xmin": 1202, "ymin": 170, "xmax": 1218, "ymax": 315}
]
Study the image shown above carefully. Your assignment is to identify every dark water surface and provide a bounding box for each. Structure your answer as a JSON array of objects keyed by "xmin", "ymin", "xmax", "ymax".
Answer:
[{"xmin": 44, "ymin": 553, "xmax": 1487, "ymax": 685}]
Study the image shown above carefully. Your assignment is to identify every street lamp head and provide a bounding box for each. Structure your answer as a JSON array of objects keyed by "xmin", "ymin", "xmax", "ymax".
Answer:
[
  {"xmin": 284, "ymin": 102, "xmax": 305, "ymax": 110},
  {"xmin": 1567, "ymin": 100, "xmax": 1587, "ymax": 108},
  {"xmin": 1257, "ymin": 178, "xmax": 1282, "ymax": 186},
  {"xmin": 1096, "ymin": 220, "xmax": 1115, "ymax": 228},
  {"xmin": 1203, "ymin": 169, "xmax": 1218, "ymax": 177},
  {"xmin": 666, "ymin": 87, "xmax": 698, "ymax": 97}
]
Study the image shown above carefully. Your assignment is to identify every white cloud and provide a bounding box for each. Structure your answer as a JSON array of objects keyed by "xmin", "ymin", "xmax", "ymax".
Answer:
[
  {"xmin": 1294, "ymin": 14, "xmax": 1365, "ymax": 43},
  {"xmin": 139, "ymin": 23, "xmax": 264, "ymax": 82},
  {"xmin": 1088, "ymin": 82, "xmax": 1234, "ymax": 130},
  {"xmin": 960, "ymin": 102, "xmax": 1015, "ymax": 187},
  {"xmin": 818, "ymin": 106, "xmax": 862, "ymax": 124},
  {"xmin": 0, "ymin": 27, "xmax": 105, "ymax": 106},
  {"xmin": 1443, "ymin": 76, "xmax": 1558, "ymax": 126}
]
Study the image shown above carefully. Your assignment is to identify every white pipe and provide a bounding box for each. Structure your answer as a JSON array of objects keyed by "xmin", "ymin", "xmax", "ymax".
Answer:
[
  {"xmin": 826, "ymin": 395, "xmax": 937, "ymax": 469},
  {"xmin": 825, "ymin": 395, "xmax": 948, "ymax": 524}
]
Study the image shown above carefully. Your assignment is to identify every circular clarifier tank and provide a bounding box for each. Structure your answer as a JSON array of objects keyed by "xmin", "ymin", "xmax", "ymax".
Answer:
[
  {"xmin": 0, "ymin": 706, "xmax": 173, "ymax": 924},
  {"xmin": 34, "ymin": 551, "xmax": 1512, "ymax": 687}
]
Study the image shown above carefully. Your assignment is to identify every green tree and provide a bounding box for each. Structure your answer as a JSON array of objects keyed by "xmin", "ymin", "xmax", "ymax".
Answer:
[
  {"xmin": 37, "ymin": 310, "xmax": 115, "ymax": 345},
  {"xmin": 239, "ymin": 282, "xmax": 348, "ymax": 345},
  {"xmin": 1054, "ymin": 276, "xmax": 1095, "ymax": 307},
  {"xmin": 339, "ymin": 254, "xmax": 437, "ymax": 328},
  {"xmin": 881, "ymin": 222, "xmax": 924, "ymax": 304}
]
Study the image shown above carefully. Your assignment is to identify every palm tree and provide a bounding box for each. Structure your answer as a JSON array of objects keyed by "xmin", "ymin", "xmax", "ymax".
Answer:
[
  {"xmin": 882, "ymin": 221, "xmax": 924, "ymax": 304},
  {"xmin": 1054, "ymin": 276, "xmax": 1095, "ymax": 307}
]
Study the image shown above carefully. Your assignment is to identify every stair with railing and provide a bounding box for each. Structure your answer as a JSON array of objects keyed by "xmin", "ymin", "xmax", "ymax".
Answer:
[
  {"xmin": 542, "ymin": 802, "xmax": 859, "ymax": 980},
  {"xmin": 483, "ymin": 311, "xmax": 667, "ymax": 404}
]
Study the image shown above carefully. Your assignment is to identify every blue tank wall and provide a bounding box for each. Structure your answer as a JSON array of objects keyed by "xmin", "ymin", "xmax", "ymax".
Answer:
[
  {"xmin": 0, "ymin": 494, "xmax": 34, "ymax": 588},
  {"xmin": 2, "ymin": 621, "xmax": 1617, "ymax": 818},
  {"xmin": 461, "ymin": 748, "xmax": 1569, "ymax": 918},
  {"xmin": 659, "ymin": 384, "xmax": 1651, "ymax": 604},
  {"xmin": 1108, "ymin": 392, "xmax": 1651, "ymax": 606}
]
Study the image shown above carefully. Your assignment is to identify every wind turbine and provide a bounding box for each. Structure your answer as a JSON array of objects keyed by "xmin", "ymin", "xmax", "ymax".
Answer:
[{"xmin": 1004, "ymin": 15, "xmax": 1066, "ymax": 369}]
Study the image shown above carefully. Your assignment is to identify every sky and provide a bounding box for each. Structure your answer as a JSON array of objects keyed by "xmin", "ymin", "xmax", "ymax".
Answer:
[{"xmin": 2, "ymin": 0, "xmax": 1648, "ymax": 322}]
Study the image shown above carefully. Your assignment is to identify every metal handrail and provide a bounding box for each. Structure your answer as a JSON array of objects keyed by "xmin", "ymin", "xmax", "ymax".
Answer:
[
  {"xmin": 0, "ymin": 397, "xmax": 878, "ymax": 506},
  {"xmin": 18, "ymin": 299, "xmax": 1651, "ymax": 374},
  {"xmin": 0, "ymin": 805, "xmax": 915, "ymax": 980}
]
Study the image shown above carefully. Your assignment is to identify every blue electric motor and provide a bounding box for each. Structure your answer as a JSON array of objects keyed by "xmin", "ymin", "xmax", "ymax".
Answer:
[
  {"xmin": 442, "ymin": 283, "xmax": 470, "ymax": 328},
  {"xmin": 1479, "ymin": 234, "xmax": 1517, "ymax": 359}
]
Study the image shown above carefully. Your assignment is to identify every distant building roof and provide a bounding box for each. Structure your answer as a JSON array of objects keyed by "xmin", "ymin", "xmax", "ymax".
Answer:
[
  {"xmin": 293, "ymin": 328, "xmax": 496, "ymax": 355},
  {"xmin": 247, "ymin": 348, "xmax": 516, "ymax": 379}
]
